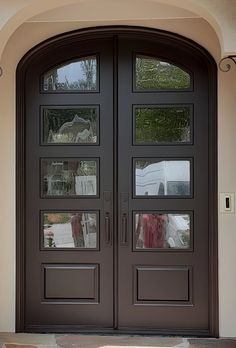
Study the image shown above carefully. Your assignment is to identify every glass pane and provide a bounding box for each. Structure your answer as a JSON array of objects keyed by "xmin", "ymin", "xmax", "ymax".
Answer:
[
  {"xmin": 43, "ymin": 56, "xmax": 97, "ymax": 91},
  {"xmin": 42, "ymin": 159, "xmax": 97, "ymax": 196},
  {"xmin": 135, "ymin": 160, "xmax": 190, "ymax": 196},
  {"xmin": 43, "ymin": 107, "xmax": 98, "ymax": 144},
  {"xmin": 135, "ymin": 55, "xmax": 190, "ymax": 90},
  {"xmin": 135, "ymin": 213, "xmax": 190, "ymax": 249},
  {"xmin": 43, "ymin": 212, "xmax": 98, "ymax": 248},
  {"xmin": 135, "ymin": 106, "xmax": 191, "ymax": 144}
]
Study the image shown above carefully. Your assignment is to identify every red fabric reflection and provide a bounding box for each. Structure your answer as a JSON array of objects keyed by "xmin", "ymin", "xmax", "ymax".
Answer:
[{"xmin": 143, "ymin": 214, "xmax": 167, "ymax": 248}]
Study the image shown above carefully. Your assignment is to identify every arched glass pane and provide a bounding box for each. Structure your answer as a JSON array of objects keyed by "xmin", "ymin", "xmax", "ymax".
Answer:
[
  {"xmin": 43, "ymin": 56, "xmax": 97, "ymax": 91},
  {"xmin": 135, "ymin": 55, "xmax": 191, "ymax": 90}
]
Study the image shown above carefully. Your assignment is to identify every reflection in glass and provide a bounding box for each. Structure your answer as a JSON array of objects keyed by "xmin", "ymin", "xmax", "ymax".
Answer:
[
  {"xmin": 43, "ymin": 108, "xmax": 98, "ymax": 144},
  {"xmin": 135, "ymin": 55, "xmax": 190, "ymax": 90},
  {"xmin": 43, "ymin": 212, "xmax": 97, "ymax": 248},
  {"xmin": 135, "ymin": 106, "xmax": 191, "ymax": 144},
  {"xmin": 135, "ymin": 213, "xmax": 190, "ymax": 249},
  {"xmin": 135, "ymin": 160, "xmax": 190, "ymax": 196},
  {"xmin": 43, "ymin": 56, "xmax": 97, "ymax": 91},
  {"xmin": 42, "ymin": 159, "xmax": 97, "ymax": 196}
]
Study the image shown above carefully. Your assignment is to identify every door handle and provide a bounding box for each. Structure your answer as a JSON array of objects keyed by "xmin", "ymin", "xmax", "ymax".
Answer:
[
  {"xmin": 103, "ymin": 191, "xmax": 112, "ymax": 246},
  {"xmin": 105, "ymin": 213, "xmax": 111, "ymax": 244},
  {"xmin": 121, "ymin": 213, "xmax": 127, "ymax": 244},
  {"xmin": 120, "ymin": 193, "xmax": 129, "ymax": 246}
]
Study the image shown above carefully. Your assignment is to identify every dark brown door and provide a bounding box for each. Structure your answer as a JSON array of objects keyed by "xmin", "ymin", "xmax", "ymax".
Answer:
[
  {"xmin": 117, "ymin": 37, "xmax": 209, "ymax": 332},
  {"xmin": 22, "ymin": 31, "xmax": 214, "ymax": 333},
  {"xmin": 25, "ymin": 38, "xmax": 114, "ymax": 329}
]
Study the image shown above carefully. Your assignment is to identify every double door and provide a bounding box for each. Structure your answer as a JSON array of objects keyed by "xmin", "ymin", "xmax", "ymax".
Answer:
[{"xmin": 24, "ymin": 34, "xmax": 210, "ymax": 332}]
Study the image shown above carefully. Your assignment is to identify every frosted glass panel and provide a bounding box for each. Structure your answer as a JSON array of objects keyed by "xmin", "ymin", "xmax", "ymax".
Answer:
[
  {"xmin": 43, "ymin": 56, "xmax": 97, "ymax": 91},
  {"xmin": 41, "ymin": 159, "xmax": 98, "ymax": 196},
  {"xmin": 43, "ymin": 107, "xmax": 98, "ymax": 144}
]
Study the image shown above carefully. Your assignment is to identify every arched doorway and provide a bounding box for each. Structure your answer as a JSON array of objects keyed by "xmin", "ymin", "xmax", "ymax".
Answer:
[{"xmin": 16, "ymin": 26, "xmax": 218, "ymax": 335}]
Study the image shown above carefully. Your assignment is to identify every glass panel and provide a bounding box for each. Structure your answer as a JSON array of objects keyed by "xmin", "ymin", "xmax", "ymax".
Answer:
[
  {"xmin": 135, "ymin": 55, "xmax": 191, "ymax": 90},
  {"xmin": 43, "ymin": 212, "xmax": 98, "ymax": 248},
  {"xmin": 42, "ymin": 159, "xmax": 97, "ymax": 196},
  {"xmin": 135, "ymin": 213, "xmax": 190, "ymax": 249},
  {"xmin": 135, "ymin": 106, "xmax": 191, "ymax": 144},
  {"xmin": 43, "ymin": 107, "xmax": 98, "ymax": 144},
  {"xmin": 135, "ymin": 160, "xmax": 190, "ymax": 196},
  {"xmin": 43, "ymin": 56, "xmax": 97, "ymax": 91}
]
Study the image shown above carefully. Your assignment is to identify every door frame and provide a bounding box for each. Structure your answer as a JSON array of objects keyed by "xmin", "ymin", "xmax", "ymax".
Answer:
[{"xmin": 16, "ymin": 26, "xmax": 218, "ymax": 336}]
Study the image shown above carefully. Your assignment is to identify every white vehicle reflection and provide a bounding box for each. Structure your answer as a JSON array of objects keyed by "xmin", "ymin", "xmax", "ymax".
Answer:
[{"xmin": 135, "ymin": 160, "xmax": 190, "ymax": 196}]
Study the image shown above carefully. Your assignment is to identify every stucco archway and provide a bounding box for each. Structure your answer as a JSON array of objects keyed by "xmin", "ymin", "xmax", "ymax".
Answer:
[
  {"xmin": 0, "ymin": 0, "xmax": 236, "ymax": 338},
  {"xmin": 0, "ymin": 0, "xmax": 235, "ymax": 63}
]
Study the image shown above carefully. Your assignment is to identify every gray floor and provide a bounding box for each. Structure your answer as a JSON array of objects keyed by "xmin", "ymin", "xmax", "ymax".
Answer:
[{"xmin": 0, "ymin": 334, "xmax": 236, "ymax": 348}]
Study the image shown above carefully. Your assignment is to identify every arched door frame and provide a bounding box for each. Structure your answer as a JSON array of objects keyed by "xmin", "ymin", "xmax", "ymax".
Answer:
[{"xmin": 16, "ymin": 26, "xmax": 218, "ymax": 335}]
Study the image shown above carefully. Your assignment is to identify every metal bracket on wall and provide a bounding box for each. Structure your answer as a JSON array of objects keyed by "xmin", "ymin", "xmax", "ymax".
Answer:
[{"xmin": 218, "ymin": 56, "xmax": 236, "ymax": 72}]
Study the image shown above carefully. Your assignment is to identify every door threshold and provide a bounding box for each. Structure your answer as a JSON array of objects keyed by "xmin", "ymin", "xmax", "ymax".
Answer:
[{"xmin": 24, "ymin": 325, "xmax": 212, "ymax": 337}]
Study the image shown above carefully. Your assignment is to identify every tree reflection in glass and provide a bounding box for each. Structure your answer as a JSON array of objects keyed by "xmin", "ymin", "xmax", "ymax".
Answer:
[
  {"xmin": 43, "ymin": 56, "xmax": 97, "ymax": 91},
  {"xmin": 135, "ymin": 106, "xmax": 191, "ymax": 144},
  {"xmin": 136, "ymin": 55, "xmax": 190, "ymax": 90}
]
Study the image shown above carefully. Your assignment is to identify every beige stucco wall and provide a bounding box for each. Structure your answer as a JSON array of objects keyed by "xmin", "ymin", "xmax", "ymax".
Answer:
[
  {"xmin": 0, "ymin": 14, "xmax": 236, "ymax": 337},
  {"xmin": 218, "ymin": 67, "xmax": 236, "ymax": 338},
  {"xmin": 1, "ymin": 0, "xmax": 236, "ymax": 58}
]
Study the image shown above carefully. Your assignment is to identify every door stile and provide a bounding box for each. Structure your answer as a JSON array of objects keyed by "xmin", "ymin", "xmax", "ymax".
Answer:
[{"xmin": 112, "ymin": 35, "xmax": 119, "ymax": 329}]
